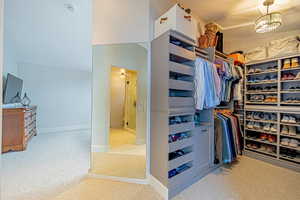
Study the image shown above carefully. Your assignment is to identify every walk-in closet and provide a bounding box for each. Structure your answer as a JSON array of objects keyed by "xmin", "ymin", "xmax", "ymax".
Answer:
[{"xmin": 150, "ymin": 1, "xmax": 300, "ymax": 200}]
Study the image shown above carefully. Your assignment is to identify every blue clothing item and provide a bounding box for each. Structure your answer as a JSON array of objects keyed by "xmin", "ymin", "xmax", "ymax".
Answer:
[{"xmin": 194, "ymin": 58, "xmax": 220, "ymax": 110}]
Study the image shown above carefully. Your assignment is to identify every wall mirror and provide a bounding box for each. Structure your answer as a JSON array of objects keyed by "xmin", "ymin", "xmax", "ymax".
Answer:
[{"xmin": 91, "ymin": 43, "xmax": 149, "ymax": 179}]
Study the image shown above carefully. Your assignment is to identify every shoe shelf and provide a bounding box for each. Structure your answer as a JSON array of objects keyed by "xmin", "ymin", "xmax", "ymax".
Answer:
[
  {"xmin": 246, "ymin": 91, "xmax": 277, "ymax": 94},
  {"xmin": 244, "ymin": 54, "xmax": 300, "ymax": 171},
  {"xmin": 280, "ymin": 122, "xmax": 300, "ymax": 127},
  {"xmin": 280, "ymin": 134, "xmax": 300, "ymax": 140},
  {"xmin": 281, "ymin": 66, "xmax": 300, "ymax": 72},
  {"xmin": 246, "ymin": 70, "xmax": 278, "ymax": 76},
  {"xmin": 246, "ymin": 118, "xmax": 277, "ymax": 124},
  {"xmin": 245, "ymin": 137, "xmax": 277, "ymax": 146},
  {"xmin": 246, "ymin": 81, "xmax": 277, "ymax": 85},
  {"xmin": 245, "ymin": 128, "xmax": 277, "ymax": 135},
  {"xmin": 281, "ymin": 79, "xmax": 300, "ymax": 83},
  {"xmin": 245, "ymin": 147, "xmax": 277, "ymax": 157},
  {"xmin": 280, "ymin": 90, "xmax": 300, "ymax": 93},
  {"xmin": 280, "ymin": 144, "xmax": 300, "ymax": 152},
  {"xmin": 279, "ymin": 155, "xmax": 300, "ymax": 164},
  {"xmin": 245, "ymin": 101, "xmax": 278, "ymax": 105}
]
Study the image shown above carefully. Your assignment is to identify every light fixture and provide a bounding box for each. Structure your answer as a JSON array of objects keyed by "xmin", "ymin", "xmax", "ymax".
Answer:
[
  {"xmin": 64, "ymin": 3, "xmax": 75, "ymax": 12},
  {"xmin": 255, "ymin": 0, "xmax": 282, "ymax": 33}
]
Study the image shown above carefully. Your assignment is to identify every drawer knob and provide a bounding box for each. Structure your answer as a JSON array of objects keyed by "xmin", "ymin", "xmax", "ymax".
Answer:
[
  {"xmin": 184, "ymin": 15, "xmax": 192, "ymax": 22},
  {"xmin": 160, "ymin": 17, "xmax": 168, "ymax": 24}
]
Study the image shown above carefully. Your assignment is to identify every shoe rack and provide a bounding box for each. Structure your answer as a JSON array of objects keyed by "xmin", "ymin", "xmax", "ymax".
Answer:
[{"xmin": 244, "ymin": 53, "xmax": 300, "ymax": 172}]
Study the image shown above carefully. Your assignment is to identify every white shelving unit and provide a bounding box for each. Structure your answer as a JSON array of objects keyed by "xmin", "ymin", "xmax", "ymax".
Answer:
[{"xmin": 244, "ymin": 54, "xmax": 300, "ymax": 172}]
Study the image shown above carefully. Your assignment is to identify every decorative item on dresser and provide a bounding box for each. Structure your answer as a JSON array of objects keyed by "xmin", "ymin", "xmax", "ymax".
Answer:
[{"xmin": 2, "ymin": 106, "xmax": 37, "ymax": 153}]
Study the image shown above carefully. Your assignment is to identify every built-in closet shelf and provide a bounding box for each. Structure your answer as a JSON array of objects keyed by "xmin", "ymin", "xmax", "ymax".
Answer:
[
  {"xmin": 245, "ymin": 102, "xmax": 278, "ymax": 105},
  {"xmin": 280, "ymin": 144, "xmax": 300, "ymax": 151},
  {"xmin": 245, "ymin": 137, "xmax": 277, "ymax": 146},
  {"xmin": 169, "ymin": 152, "xmax": 194, "ymax": 170},
  {"xmin": 244, "ymin": 52, "xmax": 300, "ymax": 171},
  {"xmin": 280, "ymin": 134, "xmax": 300, "ymax": 140},
  {"xmin": 169, "ymin": 43, "xmax": 196, "ymax": 61},
  {"xmin": 279, "ymin": 156, "xmax": 300, "ymax": 164},
  {"xmin": 169, "ymin": 97, "xmax": 194, "ymax": 108},
  {"xmin": 280, "ymin": 122, "xmax": 300, "ymax": 127},
  {"xmin": 280, "ymin": 90, "xmax": 300, "ymax": 94},
  {"xmin": 246, "ymin": 81, "xmax": 277, "ymax": 85},
  {"xmin": 246, "ymin": 119, "xmax": 277, "ymax": 124},
  {"xmin": 245, "ymin": 128, "xmax": 277, "ymax": 135},
  {"xmin": 169, "ymin": 62, "xmax": 194, "ymax": 76},
  {"xmin": 151, "ymin": 30, "xmax": 199, "ymax": 198},
  {"xmin": 169, "ymin": 108, "xmax": 195, "ymax": 117},
  {"xmin": 169, "ymin": 79, "xmax": 194, "ymax": 91},
  {"xmin": 245, "ymin": 148, "xmax": 277, "ymax": 157},
  {"xmin": 246, "ymin": 91, "xmax": 278, "ymax": 94},
  {"xmin": 169, "ymin": 137, "xmax": 194, "ymax": 153},
  {"xmin": 169, "ymin": 122, "xmax": 195, "ymax": 134},
  {"xmin": 168, "ymin": 166, "xmax": 194, "ymax": 189},
  {"xmin": 246, "ymin": 70, "xmax": 278, "ymax": 76},
  {"xmin": 281, "ymin": 66, "xmax": 300, "ymax": 71},
  {"xmin": 281, "ymin": 79, "xmax": 300, "ymax": 83}
]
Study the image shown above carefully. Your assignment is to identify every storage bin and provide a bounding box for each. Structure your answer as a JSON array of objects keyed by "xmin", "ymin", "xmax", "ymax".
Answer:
[
  {"xmin": 169, "ymin": 97, "xmax": 194, "ymax": 108},
  {"xmin": 155, "ymin": 4, "xmax": 197, "ymax": 42},
  {"xmin": 169, "ymin": 137, "xmax": 194, "ymax": 153},
  {"xmin": 169, "ymin": 122, "xmax": 195, "ymax": 134},
  {"xmin": 169, "ymin": 79, "xmax": 194, "ymax": 91},
  {"xmin": 169, "ymin": 152, "xmax": 194, "ymax": 170},
  {"xmin": 169, "ymin": 61, "xmax": 194, "ymax": 76}
]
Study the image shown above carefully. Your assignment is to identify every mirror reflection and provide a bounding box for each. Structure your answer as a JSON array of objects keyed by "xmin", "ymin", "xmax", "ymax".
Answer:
[{"xmin": 91, "ymin": 43, "xmax": 148, "ymax": 179}]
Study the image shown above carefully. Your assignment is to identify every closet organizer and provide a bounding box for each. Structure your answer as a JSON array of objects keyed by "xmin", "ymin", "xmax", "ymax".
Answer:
[
  {"xmin": 244, "ymin": 54, "xmax": 300, "ymax": 172},
  {"xmin": 150, "ymin": 30, "xmax": 243, "ymax": 199}
]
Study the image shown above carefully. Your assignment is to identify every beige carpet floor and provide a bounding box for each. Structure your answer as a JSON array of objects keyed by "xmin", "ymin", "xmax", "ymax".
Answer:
[
  {"xmin": 54, "ymin": 156, "xmax": 300, "ymax": 200},
  {"xmin": 91, "ymin": 152, "xmax": 146, "ymax": 179},
  {"xmin": 90, "ymin": 129, "xmax": 146, "ymax": 179}
]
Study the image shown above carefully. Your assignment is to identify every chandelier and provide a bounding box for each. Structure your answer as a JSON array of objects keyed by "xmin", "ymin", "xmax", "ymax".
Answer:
[{"xmin": 255, "ymin": 0, "xmax": 282, "ymax": 33}]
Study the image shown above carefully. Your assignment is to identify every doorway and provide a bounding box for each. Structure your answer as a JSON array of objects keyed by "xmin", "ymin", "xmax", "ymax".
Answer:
[{"xmin": 91, "ymin": 43, "xmax": 148, "ymax": 180}]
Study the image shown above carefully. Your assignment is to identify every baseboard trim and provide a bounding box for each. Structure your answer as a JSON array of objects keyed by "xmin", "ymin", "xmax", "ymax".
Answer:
[
  {"xmin": 38, "ymin": 124, "xmax": 90, "ymax": 134},
  {"xmin": 149, "ymin": 175, "xmax": 168, "ymax": 200},
  {"xmin": 87, "ymin": 173, "xmax": 148, "ymax": 185},
  {"xmin": 91, "ymin": 145, "xmax": 109, "ymax": 153}
]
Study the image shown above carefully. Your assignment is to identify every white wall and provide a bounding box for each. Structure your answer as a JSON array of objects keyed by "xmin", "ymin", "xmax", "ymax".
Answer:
[
  {"xmin": 110, "ymin": 68, "xmax": 125, "ymax": 128},
  {"xmin": 18, "ymin": 63, "xmax": 92, "ymax": 133},
  {"xmin": 92, "ymin": 43, "xmax": 148, "ymax": 151},
  {"xmin": 93, "ymin": 0, "xmax": 150, "ymax": 45}
]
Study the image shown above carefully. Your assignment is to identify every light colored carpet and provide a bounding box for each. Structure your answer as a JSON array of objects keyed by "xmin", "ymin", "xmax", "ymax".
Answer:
[
  {"xmin": 52, "ymin": 178, "xmax": 163, "ymax": 200},
  {"xmin": 1, "ymin": 131, "xmax": 91, "ymax": 200},
  {"xmin": 53, "ymin": 156, "xmax": 300, "ymax": 200},
  {"xmin": 173, "ymin": 156, "xmax": 300, "ymax": 200},
  {"xmin": 90, "ymin": 128, "xmax": 146, "ymax": 179},
  {"xmin": 91, "ymin": 153, "xmax": 146, "ymax": 179}
]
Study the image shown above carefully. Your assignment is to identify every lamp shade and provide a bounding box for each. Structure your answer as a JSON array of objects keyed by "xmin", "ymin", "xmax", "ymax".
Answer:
[{"xmin": 255, "ymin": 12, "xmax": 282, "ymax": 33}]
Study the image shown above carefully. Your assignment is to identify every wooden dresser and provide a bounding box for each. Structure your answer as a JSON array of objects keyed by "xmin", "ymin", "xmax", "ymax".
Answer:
[{"xmin": 2, "ymin": 106, "xmax": 37, "ymax": 153}]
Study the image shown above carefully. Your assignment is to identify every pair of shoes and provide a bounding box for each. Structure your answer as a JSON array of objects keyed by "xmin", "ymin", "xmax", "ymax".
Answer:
[
  {"xmin": 263, "ymin": 86, "xmax": 277, "ymax": 92},
  {"xmin": 253, "ymin": 122, "xmax": 262, "ymax": 129},
  {"xmin": 265, "ymin": 124, "xmax": 277, "ymax": 132},
  {"xmin": 291, "ymin": 57, "xmax": 299, "ymax": 68},
  {"xmin": 246, "ymin": 142, "xmax": 259, "ymax": 149},
  {"xmin": 249, "ymin": 95, "xmax": 265, "ymax": 102},
  {"xmin": 287, "ymin": 86, "xmax": 300, "ymax": 91},
  {"xmin": 268, "ymin": 135, "xmax": 276, "ymax": 143},
  {"xmin": 282, "ymin": 73, "xmax": 296, "ymax": 80},
  {"xmin": 281, "ymin": 125, "xmax": 297, "ymax": 136},
  {"xmin": 281, "ymin": 138, "xmax": 299, "ymax": 148},
  {"xmin": 295, "ymin": 72, "xmax": 300, "ymax": 79},
  {"xmin": 283, "ymin": 98, "xmax": 300, "ymax": 104},
  {"xmin": 283, "ymin": 59, "xmax": 291, "ymax": 69},
  {"xmin": 260, "ymin": 145, "xmax": 276, "ymax": 153},
  {"xmin": 281, "ymin": 115, "xmax": 297, "ymax": 124},
  {"xmin": 247, "ymin": 121, "xmax": 254, "ymax": 129},
  {"xmin": 248, "ymin": 68, "xmax": 255, "ymax": 74},
  {"xmin": 264, "ymin": 95, "xmax": 277, "ymax": 102},
  {"xmin": 280, "ymin": 148, "xmax": 298, "ymax": 159},
  {"xmin": 260, "ymin": 133, "xmax": 268, "ymax": 140}
]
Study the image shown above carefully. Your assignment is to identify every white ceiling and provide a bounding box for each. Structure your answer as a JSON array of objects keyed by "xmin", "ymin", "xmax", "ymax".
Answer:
[
  {"xmin": 4, "ymin": 0, "xmax": 92, "ymax": 70},
  {"xmin": 181, "ymin": 0, "xmax": 300, "ymax": 52},
  {"xmin": 182, "ymin": 0, "xmax": 300, "ymax": 30}
]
